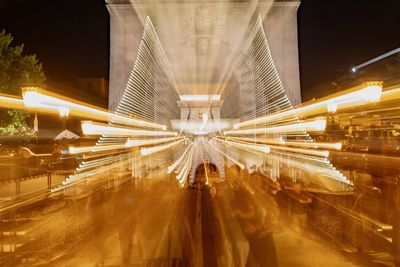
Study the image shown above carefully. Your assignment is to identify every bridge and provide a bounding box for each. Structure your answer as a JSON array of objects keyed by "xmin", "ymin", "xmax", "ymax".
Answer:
[{"xmin": 0, "ymin": 1, "xmax": 400, "ymax": 266}]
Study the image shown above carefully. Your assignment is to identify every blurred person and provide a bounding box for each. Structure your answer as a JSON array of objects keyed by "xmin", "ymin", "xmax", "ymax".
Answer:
[
  {"xmin": 85, "ymin": 187, "xmax": 109, "ymax": 263},
  {"xmin": 272, "ymin": 180, "xmax": 289, "ymax": 227},
  {"xmin": 232, "ymin": 186, "xmax": 278, "ymax": 267},
  {"xmin": 289, "ymin": 182, "xmax": 312, "ymax": 242},
  {"xmin": 210, "ymin": 185, "xmax": 217, "ymax": 198},
  {"xmin": 112, "ymin": 181, "xmax": 138, "ymax": 264}
]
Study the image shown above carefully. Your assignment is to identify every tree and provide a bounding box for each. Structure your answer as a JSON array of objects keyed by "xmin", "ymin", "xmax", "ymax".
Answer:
[{"xmin": 0, "ymin": 30, "xmax": 45, "ymax": 135}]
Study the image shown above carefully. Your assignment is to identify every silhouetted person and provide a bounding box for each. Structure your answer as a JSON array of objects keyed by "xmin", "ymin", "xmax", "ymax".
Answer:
[
  {"xmin": 233, "ymin": 187, "xmax": 279, "ymax": 267},
  {"xmin": 289, "ymin": 182, "xmax": 312, "ymax": 242},
  {"xmin": 113, "ymin": 181, "xmax": 138, "ymax": 264}
]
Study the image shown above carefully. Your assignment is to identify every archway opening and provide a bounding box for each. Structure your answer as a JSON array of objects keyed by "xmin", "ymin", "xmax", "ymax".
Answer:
[{"xmin": 194, "ymin": 163, "xmax": 219, "ymax": 186}]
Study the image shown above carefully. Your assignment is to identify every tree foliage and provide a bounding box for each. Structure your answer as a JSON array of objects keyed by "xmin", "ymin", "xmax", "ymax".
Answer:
[{"xmin": 0, "ymin": 30, "xmax": 45, "ymax": 135}]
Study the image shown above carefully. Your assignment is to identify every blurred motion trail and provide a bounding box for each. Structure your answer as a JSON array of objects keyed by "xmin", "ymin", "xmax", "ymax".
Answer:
[{"xmin": 1, "ymin": 169, "xmax": 385, "ymax": 267}]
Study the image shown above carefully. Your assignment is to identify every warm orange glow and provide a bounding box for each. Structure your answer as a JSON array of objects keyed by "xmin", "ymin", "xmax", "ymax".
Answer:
[
  {"xmin": 234, "ymin": 82, "xmax": 383, "ymax": 129},
  {"xmin": 81, "ymin": 121, "xmax": 178, "ymax": 137},
  {"xmin": 22, "ymin": 87, "xmax": 167, "ymax": 130},
  {"xmin": 225, "ymin": 119, "xmax": 327, "ymax": 136}
]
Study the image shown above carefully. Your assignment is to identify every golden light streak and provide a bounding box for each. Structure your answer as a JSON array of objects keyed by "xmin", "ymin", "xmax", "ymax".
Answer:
[
  {"xmin": 226, "ymin": 136, "xmax": 285, "ymax": 145},
  {"xmin": 234, "ymin": 82, "xmax": 382, "ymax": 129},
  {"xmin": 269, "ymin": 145, "xmax": 329, "ymax": 158},
  {"xmin": 81, "ymin": 121, "xmax": 178, "ymax": 137},
  {"xmin": 209, "ymin": 142, "xmax": 245, "ymax": 169},
  {"xmin": 227, "ymin": 136, "xmax": 341, "ymax": 150},
  {"xmin": 266, "ymin": 152, "xmax": 350, "ymax": 184},
  {"xmin": 140, "ymin": 138, "xmax": 186, "ymax": 156},
  {"xmin": 0, "ymin": 93, "xmax": 25, "ymax": 109},
  {"xmin": 380, "ymin": 86, "xmax": 400, "ymax": 102},
  {"xmin": 285, "ymin": 141, "xmax": 342, "ymax": 150},
  {"xmin": 167, "ymin": 143, "xmax": 194, "ymax": 174},
  {"xmin": 200, "ymin": 145, "xmax": 209, "ymax": 185},
  {"xmin": 68, "ymin": 144, "xmax": 126, "ymax": 154},
  {"xmin": 176, "ymin": 146, "xmax": 195, "ymax": 186},
  {"xmin": 214, "ymin": 138, "xmax": 270, "ymax": 154},
  {"xmin": 125, "ymin": 137, "xmax": 180, "ymax": 147},
  {"xmin": 22, "ymin": 87, "xmax": 167, "ymax": 130},
  {"xmin": 225, "ymin": 119, "xmax": 327, "ymax": 136}
]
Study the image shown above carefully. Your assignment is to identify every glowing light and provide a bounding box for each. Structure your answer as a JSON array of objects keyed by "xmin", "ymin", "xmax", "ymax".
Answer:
[
  {"xmin": 381, "ymin": 87, "xmax": 400, "ymax": 102},
  {"xmin": 225, "ymin": 119, "xmax": 327, "ymax": 136},
  {"xmin": 200, "ymin": 146, "xmax": 209, "ymax": 186},
  {"xmin": 167, "ymin": 143, "xmax": 194, "ymax": 173},
  {"xmin": 176, "ymin": 145, "xmax": 195, "ymax": 186},
  {"xmin": 58, "ymin": 106, "xmax": 70, "ymax": 117},
  {"xmin": 125, "ymin": 137, "xmax": 180, "ymax": 147},
  {"xmin": 22, "ymin": 88, "xmax": 167, "ymax": 130},
  {"xmin": 209, "ymin": 142, "xmax": 245, "ymax": 169},
  {"xmin": 68, "ymin": 144, "xmax": 126, "ymax": 154},
  {"xmin": 233, "ymin": 82, "xmax": 382, "ymax": 129},
  {"xmin": 269, "ymin": 145, "xmax": 329, "ymax": 158},
  {"xmin": 285, "ymin": 141, "xmax": 342, "ymax": 150},
  {"xmin": 214, "ymin": 138, "xmax": 270, "ymax": 154},
  {"xmin": 199, "ymin": 113, "xmax": 208, "ymax": 132},
  {"xmin": 140, "ymin": 138, "xmax": 186, "ymax": 156},
  {"xmin": 227, "ymin": 137, "xmax": 341, "ymax": 150},
  {"xmin": 81, "ymin": 121, "xmax": 177, "ymax": 137},
  {"xmin": 0, "ymin": 93, "xmax": 25, "ymax": 109},
  {"xmin": 179, "ymin": 95, "xmax": 220, "ymax": 101},
  {"xmin": 226, "ymin": 136, "xmax": 285, "ymax": 145}
]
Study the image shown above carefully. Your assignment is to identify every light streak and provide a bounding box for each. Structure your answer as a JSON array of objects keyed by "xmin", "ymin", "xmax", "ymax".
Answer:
[
  {"xmin": 81, "ymin": 121, "xmax": 177, "ymax": 137},
  {"xmin": 140, "ymin": 138, "xmax": 186, "ymax": 156},
  {"xmin": 225, "ymin": 119, "xmax": 327, "ymax": 135},
  {"xmin": 214, "ymin": 138, "xmax": 270, "ymax": 154},
  {"xmin": 268, "ymin": 145, "xmax": 329, "ymax": 158},
  {"xmin": 380, "ymin": 86, "xmax": 400, "ymax": 102},
  {"xmin": 167, "ymin": 143, "xmax": 194, "ymax": 174},
  {"xmin": 228, "ymin": 136, "xmax": 341, "ymax": 150},
  {"xmin": 125, "ymin": 137, "xmax": 180, "ymax": 147},
  {"xmin": 209, "ymin": 142, "xmax": 245, "ymax": 169},
  {"xmin": 226, "ymin": 136, "xmax": 285, "ymax": 145},
  {"xmin": 179, "ymin": 95, "xmax": 220, "ymax": 101},
  {"xmin": 176, "ymin": 146, "xmax": 195, "ymax": 186},
  {"xmin": 22, "ymin": 88, "xmax": 167, "ymax": 130},
  {"xmin": 68, "ymin": 144, "xmax": 126, "ymax": 154},
  {"xmin": 200, "ymin": 144, "xmax": 209, "ymax": 185},
  {"xmin": 351, "ymin": 47, "xmax": 400, "ymax": 72},
  {"xmin": 0, "ymin": 93, "xmax": 25, "ymax": 109},
  {"xmin": 233, "ymin": 82, "xmax": 382, "ymax": 129},
  {"xmin": 285, "ymin": 141, "xmax": 342, "ymax": 150}
]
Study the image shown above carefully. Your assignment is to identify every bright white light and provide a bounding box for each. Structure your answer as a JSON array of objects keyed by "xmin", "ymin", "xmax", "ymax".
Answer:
[
  {"xmin": 179, "ymin": 95, "xmax": 221, "ymax": 101},
  {"xmin": 215, "ymin": 138, "xmax": 270, "ymax": 154},
  {"xmin": 227, "ymin": 136, "xmax": 285, "ymax": 145},
  {"xmin": 69, "ymin": 144, "xmax": 126, "ymax": 154},
  {"xmin": 0, "ymin": 94, "xmax": 25, "ymax": 109},
  {"xmin": 209, "ymin": 142, "xmax": 245, "ymax": 169},
  {"xmin": 58, "ymin": 106, "xmax": 70, "ymax": 117},
  {"xmin": 167, "ymin": 143, "xmax": 194, "ymax": 173},
  {"xmin": 81, "ymin": 121, "xmax": 178, "ymax": 137},
  {"xmin": 125, "ymin": 137, "xmax": 179, "ymax": 147},
  {"xmin": 233, "ymin": 83, "xmax": 382, "ymax": 129},
  {"xmin": 22, "ymin": 88, "xmax": 167, "ymax": 130},
  {"xmin": 327, "ymin": 102, "xmax": 337, "ymax": 113},
  {"xmin": 285, "ymin": 141, "xmax": 342, "ymax": 150},
  {"xmin": 226, "ymin": 119, "xmax": 327, "ymax": 135},
  {"xmin": 140, "ymin": 138, "xmax": 186, "ymax": 156}
]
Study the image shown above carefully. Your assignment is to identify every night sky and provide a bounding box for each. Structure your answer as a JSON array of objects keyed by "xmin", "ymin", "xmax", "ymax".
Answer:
[{"xmin": 0, "ymin": 0, "xmax": 399, "ymax": 100}]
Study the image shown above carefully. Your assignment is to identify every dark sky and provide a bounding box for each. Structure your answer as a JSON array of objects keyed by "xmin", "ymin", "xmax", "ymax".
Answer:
[{"xmin": 1, "ymin": 0, "xmax": 399, "ymax": 98}]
